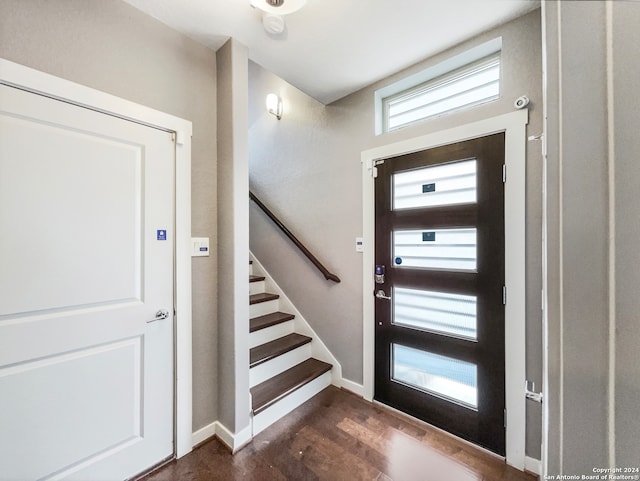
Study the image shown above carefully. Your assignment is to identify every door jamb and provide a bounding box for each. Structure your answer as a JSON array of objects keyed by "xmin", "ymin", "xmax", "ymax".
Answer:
[
  {"xmin": 0, "ymin": 58, "xmax": 194, "ymax": 458},
  {"xmin": 361, "ymin": 110, "xmax": 528, "ymax": 469}
]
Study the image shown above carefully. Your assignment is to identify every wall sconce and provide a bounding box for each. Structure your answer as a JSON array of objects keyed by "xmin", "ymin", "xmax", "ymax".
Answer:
[{"xmin": 266, "ymin": 93, "xmax": 283, "ymax": 120}]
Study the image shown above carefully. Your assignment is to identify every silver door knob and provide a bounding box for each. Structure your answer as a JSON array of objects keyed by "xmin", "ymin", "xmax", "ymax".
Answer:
[
  {"xmin": 375, "ymin": 290, "xmax": 391, "ymax": 300},
  {"xmin": 147, "ymin": 309, "xmax": 170, "ymax": 323}
]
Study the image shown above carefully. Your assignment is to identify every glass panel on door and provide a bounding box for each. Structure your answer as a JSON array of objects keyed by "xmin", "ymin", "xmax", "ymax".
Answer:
[
  {"xmin": 393, "ymin": 159, "xmax": 477, "ymax": 210},
  {"xmin": 393, "ymin": 287, "xmax": 477, "ymax": 340},
  {"xmin": 392, "ymin": 344, "xmax": 478, "ymax": 409},
  {"xmin": 393, "ymin": 228, "xmax": 477, "ymax": 271}
]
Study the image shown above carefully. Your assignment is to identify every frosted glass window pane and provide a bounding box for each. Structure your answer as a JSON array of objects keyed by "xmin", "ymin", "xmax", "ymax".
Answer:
[
  {"xmin": 388, "ymin": 65, "xmax": 500, "ymax": 119},
  {"xmin": 394, "ymin": 287, "xmax": 477, "ymax": 340},
  {"xmin": 393, "ymin": 229, "xmax": 476, "ymax": 271},
  {"xmin": 388, "ymin": 79, "xmax": 499, "ymax": 130},
  {"xmin": 393, "ymin": 344, "xmax": 477, "ymax": 409},
  {"xmin": 383, "ymin": 53, "xmax": 501, "ymax": 132},
  {"xmin": 393, "ymin": 159, "xmax": 476, "ymax": 210}
]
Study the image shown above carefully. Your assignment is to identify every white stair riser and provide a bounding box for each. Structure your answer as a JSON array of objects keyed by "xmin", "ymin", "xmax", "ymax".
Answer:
[
  {"xmin": 249, "ymin": 320, "xmax": 294, "ymax": 348},
  {"xmin": 249, "ymin": 280, "xmax": 266, "ymax": 295},
  {"xmin": 250, "ymin": 299, "xmax": 279, "ymax": 318},
  {"xmin": 252, "ymin": 371, "xmax": 332, "ymax": 436},
  {"xmin": 250, "ymin": 343, "xmax": 312, "ymax": 388}
]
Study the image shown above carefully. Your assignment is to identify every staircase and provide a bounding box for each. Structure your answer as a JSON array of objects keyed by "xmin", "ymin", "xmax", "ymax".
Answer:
[{"xmin": 249, "ymin": 260, "xmax": 333, "ymax": 435}]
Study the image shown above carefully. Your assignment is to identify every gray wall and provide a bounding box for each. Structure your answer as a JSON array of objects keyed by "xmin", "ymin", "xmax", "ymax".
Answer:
[
  {"xmin": 216, "ymin": 39, "xmax": 251, "ymax": 436},
  {"xmin": 544, "ymin": 0, "xmax": 640, "ymax": 474},
  {"xmin": 249, "ymin": 10, "xmax": 543, "ymax": 458},
  {"xmin": 0, "ymin": 0, "xmax": 219, "ymax": 432}
]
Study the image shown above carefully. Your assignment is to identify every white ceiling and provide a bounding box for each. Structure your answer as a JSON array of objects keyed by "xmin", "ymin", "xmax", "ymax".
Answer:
[{"xmin": 122, "ymin": 0, "xmax": 540, "ymax": 104}]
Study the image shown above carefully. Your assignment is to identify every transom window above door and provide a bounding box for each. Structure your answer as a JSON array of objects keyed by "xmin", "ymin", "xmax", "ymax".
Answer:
[{"xmin": 374, "ymin": 38, "xmax": 502, "ymax": 134}]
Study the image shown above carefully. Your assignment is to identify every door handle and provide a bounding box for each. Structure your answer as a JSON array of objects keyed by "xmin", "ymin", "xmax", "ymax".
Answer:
[
  {"xmin": 375, "ymin": 290, "xmax": 391, "ymax": 300},
  {"xmin": 147, "ymin": 309, "xmax": 170, "ymax": 323}
]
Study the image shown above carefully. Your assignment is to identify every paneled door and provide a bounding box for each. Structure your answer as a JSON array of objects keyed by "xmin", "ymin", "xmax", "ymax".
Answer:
[
  {"xmin": 374, "ymin": 133, "xmax": 506, "ymax": 455},
  {"xmin": 0, "ymin": 84, "xmax": 174, "ymax": 480}
]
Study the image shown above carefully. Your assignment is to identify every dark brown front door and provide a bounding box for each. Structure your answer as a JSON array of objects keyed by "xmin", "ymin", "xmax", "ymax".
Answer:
[{"xmin": 374, "ymin": 133, "xmax": 506, "ymax": 455}]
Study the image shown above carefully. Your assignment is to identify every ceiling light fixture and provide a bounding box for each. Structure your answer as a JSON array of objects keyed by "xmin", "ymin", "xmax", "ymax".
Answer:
[
  {"xmin": 250, "ymin": 0, "xmax": 306, "ymax": 16},
  {"xmin": 266, "ymin": 93, "xmax": 283, "ymax": 120},
  {"xmin": 250, "ymin": 0, "xmax": 306, "ymax": 35}
]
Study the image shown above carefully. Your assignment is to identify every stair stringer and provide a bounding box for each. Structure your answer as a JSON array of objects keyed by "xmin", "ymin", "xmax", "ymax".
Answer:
[{"xmin": 249, "ymin": 252, "xmax": 344, "ymax": 388}]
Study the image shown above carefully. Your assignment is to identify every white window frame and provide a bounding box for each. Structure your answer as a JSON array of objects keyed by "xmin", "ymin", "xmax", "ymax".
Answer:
[
  {"xmin": 375, "ymin": 37, "xmax": 503, "ymax": 135},
  {"xmin": 362, "ymin": 110, "xmax": 528, "ymax": 469}
]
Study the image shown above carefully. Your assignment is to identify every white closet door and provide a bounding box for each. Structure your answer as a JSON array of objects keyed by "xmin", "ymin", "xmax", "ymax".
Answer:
[{"xmin": 0, "ymin": 84, "xmax": 174, "ymax": 481}]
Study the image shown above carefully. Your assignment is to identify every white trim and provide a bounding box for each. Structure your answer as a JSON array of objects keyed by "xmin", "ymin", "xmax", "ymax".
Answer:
[
  {"xmin": 540, "ymin": 4, "xmax": 550, "ymax": 478},
  {"xmin": 214, "ymin": 421, "xmax": 235, "ymax": 450},
  {"xmin": 192, "ymin": 422, "xmax": 217, "ymax": 447},
  {"xmin": 174, "ymin": 120, "xmax": 193, "ymax": 460},
  {"xmin": 192, "ymin": 420, "xmax": 253, "ymax": 454},
  {"xmin": 361, "ymin": 110, "xmax": 528, "ymax": 469},
  {"xmin": 214, "ymin": 421, "xmax": 253, "ymax": 453},
  {"xmin": 605, "ymin": 0, "xmax": 616, "ymax": 470},
  {"xmin": 340, "ymin": 378, "xmax": 365, "ymax": 397},
  {"xmin": 525, "ymin": 456, "xmax": 542, "ymax": 476},
  {"xmin": 0, "ymin": 58, "xmax": 194, "ymax": 459}
]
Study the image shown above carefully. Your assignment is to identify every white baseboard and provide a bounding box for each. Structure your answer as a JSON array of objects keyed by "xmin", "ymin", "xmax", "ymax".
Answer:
[
  {"xmin": 215, "ymin": 421, "xmax": 252, "ymax": 453},
  {"xmin": 525, "ymin": 456, "xmax": 541, "ymax": 476},
  {"xmin": 191, "ymin": 422, "xmax": 217, "ymax": 447},
  {"xmin": 340, "ymin": 378, "xmax": 364, "ymax": 397},
  {"xmin": 232, "ymin": 424, "xmax": 253, "ymax": 452},
  {"xmin": 213, "ymin": 421, "xmax": 235, "ymax": 450},
  {"xmin": 191, "ymin": 421, "xmax": 253, "ymax": 453}
]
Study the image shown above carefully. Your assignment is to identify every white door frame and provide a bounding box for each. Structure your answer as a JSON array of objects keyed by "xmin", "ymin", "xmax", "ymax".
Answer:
[
  {"xmin": 0, "ymin": 58, "xmax": 194, "ymax": 458},
  {"xmin": 361, "ymin": 110, "xmax": 528, "ymax": 469}
]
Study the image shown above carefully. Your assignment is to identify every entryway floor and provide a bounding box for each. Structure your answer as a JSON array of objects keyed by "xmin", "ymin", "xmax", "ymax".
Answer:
[{"xmin": 141, "ymin": 386, "xmax": 537, "ymax": 481}]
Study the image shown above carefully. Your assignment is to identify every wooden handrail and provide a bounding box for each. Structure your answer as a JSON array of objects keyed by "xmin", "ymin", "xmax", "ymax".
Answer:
[{"xmin": 250, "ymin": 191, "xmax": 341, "ymax": 283}]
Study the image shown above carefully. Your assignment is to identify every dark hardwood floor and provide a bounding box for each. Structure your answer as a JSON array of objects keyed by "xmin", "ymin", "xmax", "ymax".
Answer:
[{"xmin": 142, "ymin": 386, "xmax": 537, "ymax": 481}]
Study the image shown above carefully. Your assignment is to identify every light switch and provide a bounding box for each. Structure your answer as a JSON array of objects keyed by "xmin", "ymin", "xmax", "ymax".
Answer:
[
  {"xmin": 355, "ymin": 237, "xmax": 364, "ymax": 253},
  {"xmin": 191, "ymin": 237, "xmax": 210, "ymax": 257}
]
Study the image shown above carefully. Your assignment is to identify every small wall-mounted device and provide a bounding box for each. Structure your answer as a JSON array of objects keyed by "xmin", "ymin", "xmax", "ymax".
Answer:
[
  {"xmin": 375, "ymin": 265, "xmax": 385, "ymax": 284},
  {"xmin": 514, "ymin": 95, "xmax": 530, "ymax": 110},
  {"xmin": 191, "ymin": 237, "xmax": 210, "ymax": 257}
]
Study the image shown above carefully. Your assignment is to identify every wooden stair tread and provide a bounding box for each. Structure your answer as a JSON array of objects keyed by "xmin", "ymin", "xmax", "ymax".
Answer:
[
  {"xmin": 250, "ymin": 275, "xmax": 265, "ymax": 283},
  {"xmin": 250, "ymin": 333, "xmax": 312, "ymax": 368},
  {"xmin": 250, "ymin": 292, "xmax": 279, "ymax": 305},
  {"xmin": 251, "ymin": 358, "xmax": 332, "ymax": 414},
  {"xmin": 250, "ymin": 312, "xmax": 295, "ymax": 332}
]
